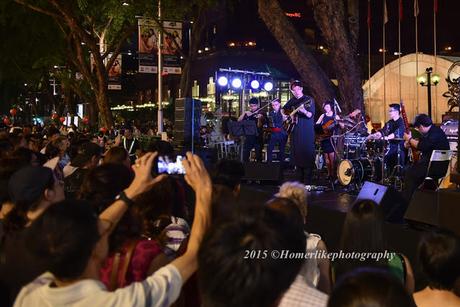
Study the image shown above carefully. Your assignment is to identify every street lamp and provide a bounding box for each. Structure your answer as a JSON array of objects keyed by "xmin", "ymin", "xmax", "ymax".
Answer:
[{"xmin": 417, "ymin": 67, "xmax": 440, "ymax": 118}]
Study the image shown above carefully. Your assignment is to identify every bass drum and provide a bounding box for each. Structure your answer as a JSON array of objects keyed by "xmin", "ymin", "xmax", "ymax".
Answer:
[{"xmin": 337, "ymin": 159, "xmax": 374, "ymax": 186}]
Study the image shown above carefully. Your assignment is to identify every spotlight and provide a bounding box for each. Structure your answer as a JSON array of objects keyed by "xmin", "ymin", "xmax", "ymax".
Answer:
[
  {"xmin": 217, "ymin": 76, "xmax": 228, "ymax": 87},
  {"xmin": 263, "ymin": 81, "xmax": 273, "ymax": 91},
  {"xmin": 250, "ymin": 80, "xmax": 260, "ymax": 89},
  {"xmin": 231, "ymin": 78, "xmax": 242, "ymax": 89}
]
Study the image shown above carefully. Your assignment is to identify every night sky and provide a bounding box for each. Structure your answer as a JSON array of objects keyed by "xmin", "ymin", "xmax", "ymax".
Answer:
[
  {"xmin": 222, "ymin": 0, "xmax": 460, "ymax": 56},
  {"xmin": 360, "ymin": 0, "xmax": 460, "ymax": 55}
]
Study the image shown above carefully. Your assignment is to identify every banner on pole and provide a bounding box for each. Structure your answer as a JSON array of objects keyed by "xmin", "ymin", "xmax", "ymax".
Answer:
[
  {"xmin": 108, "ymin": 54, "xmax": 122, "ymax": 90},
  {"xmin": 138, "ymin": 18, "xmax": 158, "ymax": 74},
  {"xmin": 162, "ymin": 21, "xmax": 182, "ymax": 74}
]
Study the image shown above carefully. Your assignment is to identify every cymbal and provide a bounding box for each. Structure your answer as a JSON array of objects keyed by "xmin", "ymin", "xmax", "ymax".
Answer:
[{"xmin": 392, "ymin": 138, "xmax": 405, "ymax": 141}]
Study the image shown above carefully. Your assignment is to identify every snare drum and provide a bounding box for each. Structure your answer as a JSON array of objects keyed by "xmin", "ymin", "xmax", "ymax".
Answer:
[{"xmin": 337, "ymin": 158, "xmax": 374, "ymax": 186}]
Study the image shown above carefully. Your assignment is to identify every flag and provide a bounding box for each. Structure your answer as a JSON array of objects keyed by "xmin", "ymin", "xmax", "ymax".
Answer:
[
  {"xmin": 367, "ymin": 0, "xmax": 371, "ymax": 28},
  {"xmin": 414, "ymin": 0, "xmax": 419, "ymax": 17},
  {"xmin": 384, "ymin": 0, "xmax": 388, "ymax": 24},
  {"xmin": 434, "ymin": 0, "xmax": 438, "ymax": 14},
  {"xmin": 399, "ymin": 0, "xmax": 403, "ymax": 20}
]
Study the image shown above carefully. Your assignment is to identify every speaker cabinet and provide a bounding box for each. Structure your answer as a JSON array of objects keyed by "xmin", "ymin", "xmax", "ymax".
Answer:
[
  {"xmin": 405, "ymin": 189, "xmax": 460, "ymax": 236},
  {"xmin": 242, "ymin": 162, "xmax": 283, "ymax": 183},
  {"xmin": 356, "ymin": 181, "xmax": 407, "ymax": 223},
  {"xmin": 174, "ymin": 98, "xmax": 201, "ymax": 149}
]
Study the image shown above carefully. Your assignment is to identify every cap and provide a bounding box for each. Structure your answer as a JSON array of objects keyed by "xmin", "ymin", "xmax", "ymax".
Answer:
[
  {"xmin": 8, "ymin": 166, "xmax": 53, "ymax": 203},
  {"xmin": 70, "ymin": 142, "xmax": 102, "ymax": 167},
  {"xmin": 290, "ymin": 80, "xmax": 302, "ymax": 90}
]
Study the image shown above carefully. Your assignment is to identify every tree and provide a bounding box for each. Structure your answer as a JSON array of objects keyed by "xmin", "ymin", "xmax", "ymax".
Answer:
[
  {"xmin": 258, "ymin": 0, "xmax": 364, "ymax": 113},
  {"xmin": 312, "ymin": 0, "xmax": 363, "ymax": 112},
  {"xmin": 13, "ymin": 0, "xmax": 156, "ymax": 128}
]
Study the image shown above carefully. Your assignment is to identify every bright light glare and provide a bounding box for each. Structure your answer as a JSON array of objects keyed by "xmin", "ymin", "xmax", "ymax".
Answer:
[
  {"xmin": 217, "ymin": 76, "xmax": 228, "ymax": 86},
  {"xmin": 263, "ymin": 82, "xmax": 273, "ymax": 91},
  {"xmin": 231, "ymin": 78, "xmax": 242, "ymax": 89}
]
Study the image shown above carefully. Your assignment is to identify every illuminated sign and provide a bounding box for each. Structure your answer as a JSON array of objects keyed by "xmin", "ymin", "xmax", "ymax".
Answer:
[{"xmin": 285, "ymin": 12, "xmax": 302, "ymax": 18}]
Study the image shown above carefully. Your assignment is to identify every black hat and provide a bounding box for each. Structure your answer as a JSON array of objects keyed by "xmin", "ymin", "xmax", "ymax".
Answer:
[
  {"xmin": 8, "ymin": 166, "xmax": 53, "ymax": 203},
  {"xmin": 290, "ymin": 80, "xmax": 302, "ymax": 89},
  {"xmin": 70, "ymin": 142, "xmax": 102, "ymax": 167},
  {"xmin": 413, "ymin": 114, "xmax": 433, "ymax": 128}
]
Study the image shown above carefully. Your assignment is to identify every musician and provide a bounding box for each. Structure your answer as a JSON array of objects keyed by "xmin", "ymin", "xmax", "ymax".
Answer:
[
  {"xmin": 315, "ymin": 101, "xmax": 340, "ymax": 180},
  {"xmin": 282, "ymin": 80, "xmax": 315, "ymax": 184},
  {"xmin": 367, "ymin": 104, "xmax": 405, "ymax": 176},
  {"xmin": 402, "ymin": 114, "xmax": 450, "ymax": 202},
  {"xmin": 267, "ymin": 98, "xmax": 288, "ymax": 164},
  {"xmin": 238, "ymin": 97, "xmax": 265, "ymax": 162}
]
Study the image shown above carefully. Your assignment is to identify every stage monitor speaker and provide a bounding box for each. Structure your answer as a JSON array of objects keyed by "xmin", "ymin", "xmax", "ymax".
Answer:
[
  {"xmin": 405, "ymin": 189, "xmax": 460, "ymax": 236},
  {"xmin": 242, "ymin": 162, "xmax": 283, "ymax": 183},
  {"xmin": 356, "ymin": 181, "xmax": 407, "ymax": 223}
]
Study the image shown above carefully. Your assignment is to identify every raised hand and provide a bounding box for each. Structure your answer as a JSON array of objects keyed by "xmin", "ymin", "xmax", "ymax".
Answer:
[{"xmin": 125, "ymin": 152, "xmax": 167, "ymax": 199}]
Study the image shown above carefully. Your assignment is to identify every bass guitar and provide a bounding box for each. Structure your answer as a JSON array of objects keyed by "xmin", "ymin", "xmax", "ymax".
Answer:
[{"xmin": 283, "ymin": 97, "xmax": 313, "ymax": 134}]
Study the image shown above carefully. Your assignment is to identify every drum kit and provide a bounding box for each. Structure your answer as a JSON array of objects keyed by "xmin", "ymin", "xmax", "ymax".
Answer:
[{"xmin": 332, "ymin": 118, "xmax": 404, "ymax": 190}]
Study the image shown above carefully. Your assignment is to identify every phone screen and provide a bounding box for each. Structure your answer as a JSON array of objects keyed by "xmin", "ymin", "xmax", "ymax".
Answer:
[{"xmin": 157, "ymin": 155, "xmax": 186, "ymax": 175}]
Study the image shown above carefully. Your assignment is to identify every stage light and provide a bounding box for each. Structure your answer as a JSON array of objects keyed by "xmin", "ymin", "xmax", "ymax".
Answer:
[
  {"xmin": 231, "ymin": 78, "xmax": 242, "ymax": 89},
  {"xmin": 263, "ymin": 81, "xmax": 273, "ymax": 91},
  {"xmin": 250, "ymin": 80, "xmax": 260, "ymax": 89},
  {"xmin": 217, "ymin": 76, "xmax": 228, "ymax": 86}
]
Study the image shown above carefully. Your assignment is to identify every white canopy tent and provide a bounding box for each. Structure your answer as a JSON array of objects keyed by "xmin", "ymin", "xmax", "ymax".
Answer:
[{"xmin": 363, "ymin": 53, "xmax": 460, "ymax": 125}]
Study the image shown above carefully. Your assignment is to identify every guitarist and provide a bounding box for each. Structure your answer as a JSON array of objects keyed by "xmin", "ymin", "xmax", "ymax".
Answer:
[
  {"xmin": 282, "ymin": 80, "xmax": 315, "ymax": 184},
  {"xmin": 238, "ymin": 97, "xmax": 265, "ymax": 162},
  {"xmin": 402, "ymin": 114, "xmax": 450, "ymax": 203},
  {"xmin": 315, "ymin": 101, "xmax": 341, "ymax": 181}
]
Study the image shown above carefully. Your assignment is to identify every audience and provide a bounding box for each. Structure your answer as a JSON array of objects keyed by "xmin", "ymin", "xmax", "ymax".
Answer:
[
  {"xmin": 335, "ymin": 200, "xmax": 415, "ymax": 293},
  {"xmin": 13, "ymin": 152, "xmax": 212, "ymax": 307},
  {"xmin": 413, "ymin": 230, "xmax": 460, "ymax": 306},
  {"xmin": 0, "ymin": 124, "xmax": 459, "ymax": 307},
  {"xmin": 328, "ymin": 268, "xmax": 416, "ymax": 307},
  {"xmin": 266, "ymin": 197, "xmax": 329, "ymax": 307},
  {"xmin": 276, "ymin": 181, "xmax": 332, "ymax": 294},
  {"xmin": 64, "ymin": 141, "xmax": 102, "ymax": 199},
  {"xmin": 198, "ymin": 201, "xmax": 305, "ymax": 307}
]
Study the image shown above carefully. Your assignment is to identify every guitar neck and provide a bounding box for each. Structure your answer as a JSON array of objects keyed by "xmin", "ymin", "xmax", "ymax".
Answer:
[
  {"xmin": 400, "ymin": 102, "xmax": 410, "ymax": 131},
  {"xmin": 290, "ymin": 98, "xmax": 311, "ymax": 116}
]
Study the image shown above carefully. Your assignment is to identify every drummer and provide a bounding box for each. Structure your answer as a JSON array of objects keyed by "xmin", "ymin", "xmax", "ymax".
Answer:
[{"xmin": 367, "ymin": 103, "xmax": 405, "ymax": 175}]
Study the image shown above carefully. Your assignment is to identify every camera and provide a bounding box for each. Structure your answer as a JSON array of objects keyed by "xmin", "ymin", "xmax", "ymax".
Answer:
[{"xmin": 155, "ymin": 155, "xmax": 186, "ymax": 175}]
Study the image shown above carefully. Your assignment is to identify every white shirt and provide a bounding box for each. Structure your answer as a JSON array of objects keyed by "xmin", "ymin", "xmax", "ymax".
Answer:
[
  {"xmin": 279, "ymin": 275, "xmax": 328, "ymax": 307},
  {"xmin": 14, "ymin": 264, "xmax": 182, "ymax": 307}
]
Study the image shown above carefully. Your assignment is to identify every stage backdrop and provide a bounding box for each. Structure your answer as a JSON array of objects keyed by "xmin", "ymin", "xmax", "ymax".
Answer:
[{"xmin": 363, "ymin": 53, "xmax": 460, "ymax": 124}]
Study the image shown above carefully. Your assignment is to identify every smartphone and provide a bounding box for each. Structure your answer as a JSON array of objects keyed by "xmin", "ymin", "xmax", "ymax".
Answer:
[{"xmin": 156, "ymin": 155, "xmax": 186, "ymax": 175}]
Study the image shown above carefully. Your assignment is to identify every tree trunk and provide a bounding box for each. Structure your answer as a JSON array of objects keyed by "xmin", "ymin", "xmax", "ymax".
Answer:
[
  {"xmin": 312, "ymin": 0, "xmax": 364, "ymax": 114},
  {"xmin": 346, "ymin": 0, "xmax": 360, "ymax": 53},
  {"xmin": 258, "ymin": 0, "xmax": 335, "ymax": 107},
  {"xmin": 95, "ymin": 84, "xmax": 113, "ymax": 128}
]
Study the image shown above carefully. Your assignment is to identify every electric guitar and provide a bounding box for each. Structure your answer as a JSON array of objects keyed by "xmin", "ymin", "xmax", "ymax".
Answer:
[{"xmin": 283, "ymin": 97, "xmax": 313, "ymax": 134}]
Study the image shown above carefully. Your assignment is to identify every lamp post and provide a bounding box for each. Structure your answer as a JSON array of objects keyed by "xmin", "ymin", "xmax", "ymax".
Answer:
[{"xmin": 417, "ymin": 67, "xmax": 440, "ymax": 119}]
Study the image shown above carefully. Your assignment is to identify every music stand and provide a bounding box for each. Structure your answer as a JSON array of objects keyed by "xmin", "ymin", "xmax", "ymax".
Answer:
[{"xmin": 228, "ymin": 120, "xmax": 258, "ymax": 161}]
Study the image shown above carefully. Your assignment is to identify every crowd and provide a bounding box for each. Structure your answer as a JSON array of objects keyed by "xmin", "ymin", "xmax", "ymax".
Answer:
[{"xmin": 0, "ymin": 123, "xmax": 460, "ymax": 307}]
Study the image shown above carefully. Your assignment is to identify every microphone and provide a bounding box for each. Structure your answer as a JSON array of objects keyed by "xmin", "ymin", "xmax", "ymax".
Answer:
[{"xmin": 334, "ymin": 98, "xmax": 342, "ymax": 114}]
